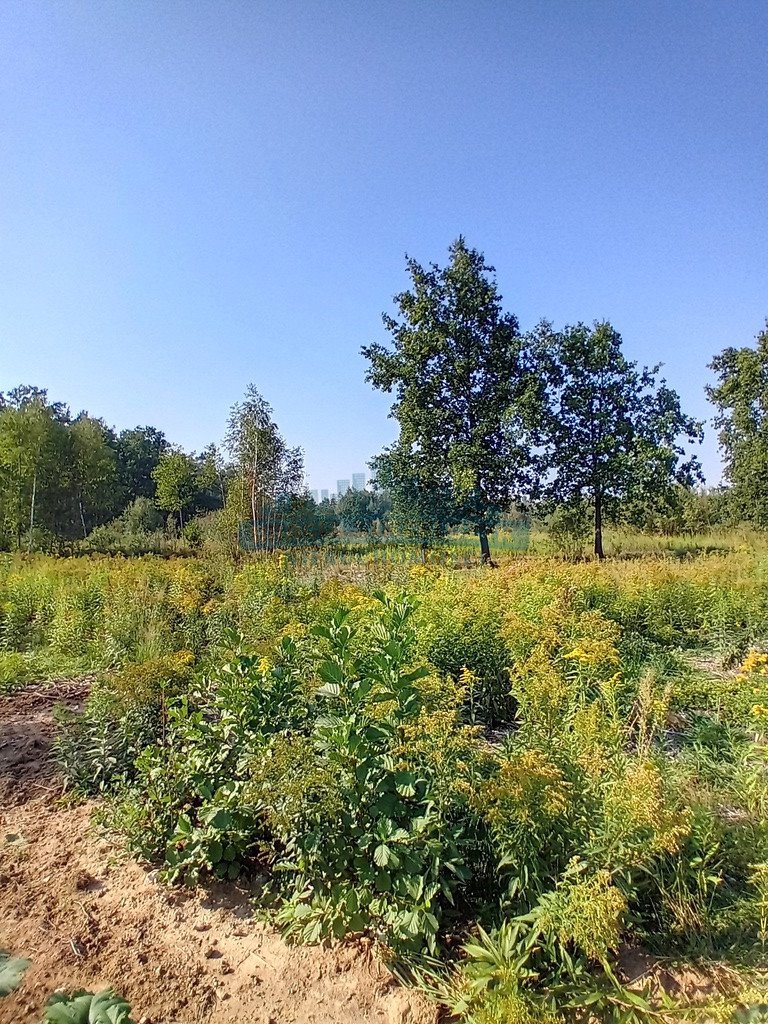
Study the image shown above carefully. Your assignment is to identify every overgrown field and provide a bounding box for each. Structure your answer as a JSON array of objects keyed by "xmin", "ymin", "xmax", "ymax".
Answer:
[{"xmin": 2, "ymin": 549, "xmax": 768, "ymax": 1021}]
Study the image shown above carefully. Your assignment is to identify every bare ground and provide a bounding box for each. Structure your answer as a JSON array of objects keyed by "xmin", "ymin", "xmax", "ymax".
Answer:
[{"xmin": 0, "ymin": 681, "xmax": 436, "ymax": 1024}]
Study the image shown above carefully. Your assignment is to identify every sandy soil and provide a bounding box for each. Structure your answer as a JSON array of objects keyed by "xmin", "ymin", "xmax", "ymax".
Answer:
[{"xmin": 0, "ymin": 681, "xmax": 436, "ymax": 1024}]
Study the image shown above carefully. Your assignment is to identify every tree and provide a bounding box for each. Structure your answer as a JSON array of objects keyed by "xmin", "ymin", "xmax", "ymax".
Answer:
[
  {"xmin": 152, "ymin": 450, "xmax": 198, "ymax": 530},
  {"xmin": 362, "ymin": 238, "xmax": 541, "ymax": 562},
  {"xmin": 707, "ymin": 322, "xmax": 768, "ymax": 527},
  {"xmin": 68, "ymin": 415, "xmax": 120, "ymax": 536},
  {"xmin": 116, "ymin": 426, "xmax": 168, "ymax": 502},
  {"xmin": 337, "ymin": 488, "xmax": 376, "ymax": 534},
  {"xmin": 371, "ymin": 445, "xmax": 456, "ymax": 554},
  {"xmin": 0, "ymin": 387, "xmax": 67, "ymax": 550},
  {"xmin": 280, "ymin": 494, "xmax": 336, "ymax": 546},
  {"xmin": 194, "ymin": 444, "xmax": 228, "ymax": 513},
  {"xmin": 538, "ymin": 321, "xmax": 703, "ymax": 558},
  {"xmin": 225, "ymin": 386, "xmax": 305, "ymax": 551}
]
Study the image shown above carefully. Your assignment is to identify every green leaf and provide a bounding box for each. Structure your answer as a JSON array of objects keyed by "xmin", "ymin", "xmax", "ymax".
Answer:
[
  {"xmin": 43, "ymin": 989, "xmax": 134, "ymax": 1024},
  {"xmin": 375, "ymin": 870, "xmax": 392, "ymax": 891},
  {"xmin": 374, "ymin": 843, "xmax": 392, "ymax": 867},
  {"xmin": 201, "ymin": 808, "xmax": 232, "ymax": 830},
  {"xmin": 318, "ymin": 662, "xmax": 344, "ymax": 686},
  {"xmin": 175, "ymin": 813, "xmax": 192, "ymax": 837},
  {"xmin": 394, "ymin": 772, "xmax": 416, "ymax": 797},
  {"xmin": 0, "ymin": 951, "xmax": 31, "ymax": 997}
]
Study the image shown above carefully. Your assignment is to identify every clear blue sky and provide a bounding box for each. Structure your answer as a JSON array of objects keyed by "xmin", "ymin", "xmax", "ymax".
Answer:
[{"xmin": 2, "ymin": 0, "xmax": 766, "ymax": 491}]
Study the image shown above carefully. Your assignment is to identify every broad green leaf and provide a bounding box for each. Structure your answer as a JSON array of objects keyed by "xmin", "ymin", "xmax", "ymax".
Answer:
[
  {"xmin": 43, "ymin": 989, "xmax": 134, "ymax": 1024},
  {"xmin": 374, "ymin": 843, "xmax": 392, "ymax": 867},
  {"xmin": 0, "ymin": 952, "xmax": 31, "ymax": 997}
]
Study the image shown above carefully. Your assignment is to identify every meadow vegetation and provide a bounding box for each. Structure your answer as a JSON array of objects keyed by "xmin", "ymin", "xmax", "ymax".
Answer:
[{"xmin": 2, "ymin": 539, "xmax": 767, "ymax": 1021}]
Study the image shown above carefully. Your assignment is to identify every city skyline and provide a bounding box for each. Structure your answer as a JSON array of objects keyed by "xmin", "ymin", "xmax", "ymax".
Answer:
[{"xmin": 309, "ymin": 472, "xmax": 368, "ymax": 502}]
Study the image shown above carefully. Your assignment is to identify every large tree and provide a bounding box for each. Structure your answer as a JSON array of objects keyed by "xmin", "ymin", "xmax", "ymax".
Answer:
[
  {"xmin": 362, "ymin": 238, "xmax": 541, "ymax": 562},
  {"xmin": 707, "ymin": 322, "xmax": 768, "ymax": 528},
  {"xmin": 337, "ymin": 488, "xmax": 377, "ymax": 534},
  {"xmin": 538, "ymin": 321, "xmax": 703, "ymax": 558}
]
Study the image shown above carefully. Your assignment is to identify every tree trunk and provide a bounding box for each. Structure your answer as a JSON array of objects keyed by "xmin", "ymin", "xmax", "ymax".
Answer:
[
  {"xmin": 479, "ymin": 527, "xmax": 491, "ymax": 564},
  {"xmin": 79, "ymin": 499, "xmax": 87, "ymax": 538},
  {"xmin": 251, "ymin": 476, "xmax": 258, "ymax": 550},
  {"xmin": 27, "ymin": 470, "xmax": 37, "ymax": 554},
  {"xmin": 594, "ymin": 491, "xmax": 604, "ymax": 560}
]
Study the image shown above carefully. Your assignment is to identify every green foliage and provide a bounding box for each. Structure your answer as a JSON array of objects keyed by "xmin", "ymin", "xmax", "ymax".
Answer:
[
  {"xmin": 152, "ymin": 449, "xmax": 199, "ymax": 529},
  {"xmin": 708, "ymin": 322, "xmax": 768, "ymax": 528},
  {"xmin": 225, "ymin": 385, "xmax": 305, "ymax": 551},
  {"xmin": 372, "ymin": 445, "xmax": 456, "ymax": 550},
  {"xmin": 543, "ymin": 503, "xmax": 591, "ymax": 560},
  {"xmin": 43, "ymin": 989, "xmax": 134, "ymax": 1024},
  {"xmin": 115, "ymin": 425, "xmax": 168, "ymax": 503},
  {"xmin": 428, "ymin": 911, "xmax": 670, "ymax": 1024},
  {"xmin": 13, "ymin": 546, "xmax": 768, "ymax": 1019},
  {"xmin": 0, "ymin": 951, "xmax": 31, "ymax": 996},
  {"xmin": 0, "ymin": 650, "xmax": 33, "ymax": 693},
  {"xmin": 54, "ymin": 654, "xmax": 195, "ymax": 794},
  {"xmin": 106, "ymin": 637, "xmax": 309, "ymax": 881},
  {"xmin": 535, "ymin": 320, "xmax": 703, "ymax": 558},
  {"xmin": 255, "ymin": 596, "xmax": 483, "ymax": 952},
  {"xmin": 363, "ymin": 237, "xmax": 543, "ymax": 562}
]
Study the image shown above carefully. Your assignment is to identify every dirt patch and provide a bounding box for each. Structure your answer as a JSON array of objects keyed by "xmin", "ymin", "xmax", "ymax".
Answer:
[
  {"xmin": 0, "ymin": 679, "xmax": 91, "ymax": 807},
  {"xmin": 0, "ymin": 682, "xmax": 436, "ymax": 1024},
  {"xmin": 618, "ymin": 946, "xmax": 740, "ymax": 1003}
]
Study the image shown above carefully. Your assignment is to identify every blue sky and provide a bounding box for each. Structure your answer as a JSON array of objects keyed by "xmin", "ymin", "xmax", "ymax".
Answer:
[{"xmin": 2, "ymin": 0, "xmax": 766, "ymax": 491}]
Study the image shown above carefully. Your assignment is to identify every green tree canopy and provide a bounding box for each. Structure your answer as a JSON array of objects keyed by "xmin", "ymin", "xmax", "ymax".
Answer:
[
  {"xmin": 363, "ymin": 238, "xmax": 541, "ymax": 562},
  {"xmin": 69, "ymin": 415, "xmax": 120, "ymax": 536},
  {"xmin": 116, "ymin": 426, "xmax": 168, "ymax": 502},
  {"xmin": 537, "ymin": 321, "xmax": 703, "ymax": 558},
  {"xmin": 707, "ymin": 322, "xmax": 768, "ymax": 527},
  {"xmin": 152, "ymin": 449, "xmax": 198, "ymax": 530},
  {"xmin": 337, "ymin": 488, "xmax": 377, "ymax": 534},
  {"xmin": 371, "ymin": 445, "xmax": 456, "ymax": 552},
  {"xmin": 0, "ymin": 387, "xmax": 68, "ymax": 549}
]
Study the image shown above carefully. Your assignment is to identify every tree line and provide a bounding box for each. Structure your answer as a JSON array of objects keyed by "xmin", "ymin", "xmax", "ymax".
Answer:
[
  {"xmin": 364, "ymin": 238, "xmax": 765, "ymax": 559},
  {"xmin": 1, "ymin": 238, "xmax": 765, "ymax": 559},
  {"xmin": 0, "ymin": 384, "xmax": 231, "ymax": 552}
]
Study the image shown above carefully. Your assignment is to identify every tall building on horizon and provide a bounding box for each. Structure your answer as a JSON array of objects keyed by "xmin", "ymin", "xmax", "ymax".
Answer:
[
  {"xmin": 320, "ymin": 489, "xmax": 329, "ymax": 501},
  {"xmin": 352, "ymin": 472, "xmax": 366, "ymax": 491},
  {"xmin": 337, "ymin": 479, "xmax": 350, "ymax": 496},
  {"xmin": 310, "ymin": 489, "xmax": 319, "ymax": 503}
]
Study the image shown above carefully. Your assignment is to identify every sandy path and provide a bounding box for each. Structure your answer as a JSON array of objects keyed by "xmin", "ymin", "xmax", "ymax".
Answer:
[{"xmin": 0, "ymin": 682, "xmax": 435, "ymax": 1024}]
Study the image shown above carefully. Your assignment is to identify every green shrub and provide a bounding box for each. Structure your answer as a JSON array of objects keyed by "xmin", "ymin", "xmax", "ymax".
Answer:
[{"xmin": 0, "ymin": 651, "xmax": 33, "ymax": 693}]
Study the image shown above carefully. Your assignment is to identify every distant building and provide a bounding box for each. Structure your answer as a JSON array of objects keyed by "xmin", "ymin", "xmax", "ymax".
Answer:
[
  {"xmin": 320, "ymin": 489, "xmax": 329, "ymax": 501},
  {"xmin": 337, "ymin": 479, "xmax": 350, "ymax": 496},
  {"xmin": 310, "ymin": 490, "xmax": 319, "ymax": 503},
  {"xmin": 352, "ymin": 473, "xmax": 366, "ymax": 491}
]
